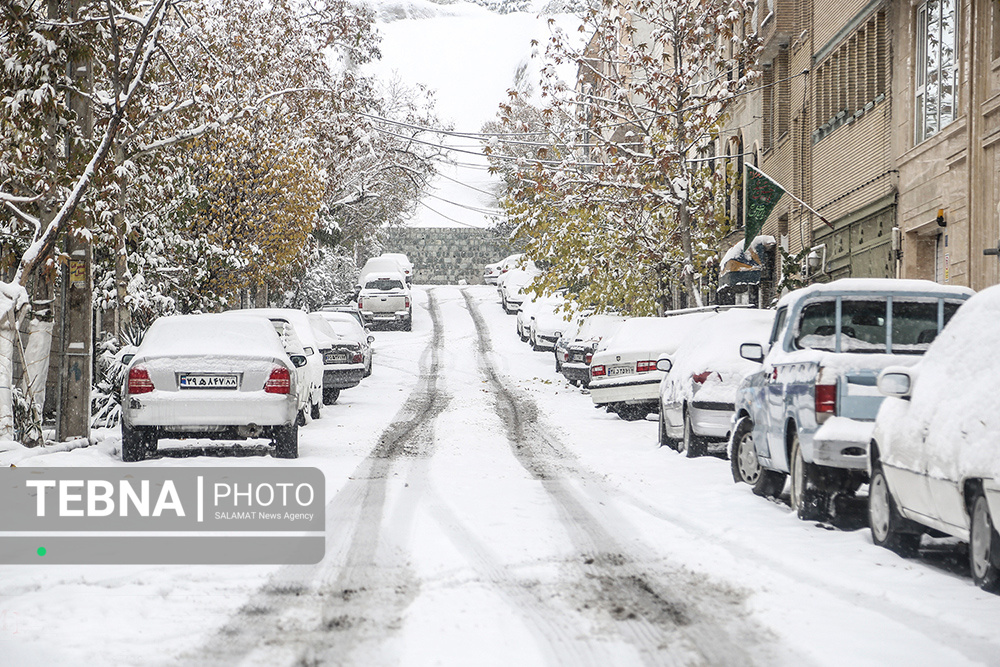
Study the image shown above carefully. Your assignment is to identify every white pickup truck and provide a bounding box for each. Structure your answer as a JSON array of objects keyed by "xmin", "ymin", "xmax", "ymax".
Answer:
[
  {"xmin": 357, "ymin": 272, "xmax": 412, "ymax": 331},
  {"xmin": 730, "ymin": 279, "xmax": 973, "ymax": 522}
]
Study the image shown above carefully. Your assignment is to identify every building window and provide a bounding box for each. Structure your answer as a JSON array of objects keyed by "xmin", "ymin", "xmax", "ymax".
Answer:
[{"xmin": 915, "ymin": 0, "xmax": 958, "ymax": 144}]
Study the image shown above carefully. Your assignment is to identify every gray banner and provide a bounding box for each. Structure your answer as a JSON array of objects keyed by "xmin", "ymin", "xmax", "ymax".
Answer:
[
  {"xmin": 0, "ymin": 467, "xmax": 325, "ymax": 531},
  {"xmin": 0, "ymin": 536, "xmax": 325, "ymax": 564}
]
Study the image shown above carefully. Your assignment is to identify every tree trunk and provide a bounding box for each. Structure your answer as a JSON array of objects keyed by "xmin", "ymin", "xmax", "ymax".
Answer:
[
  {"xmin": 114, "ymin": 143, "xmax": 131, "ymax": 338},
  {"xmin": 0, "ymin": 292, "xmax": 28, "ymax": 441}
]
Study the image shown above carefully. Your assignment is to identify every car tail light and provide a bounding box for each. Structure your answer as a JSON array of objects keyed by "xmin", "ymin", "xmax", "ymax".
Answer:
[
  {"xmin": 265, "ymin": 367, "xmax": 291, "ymax": 394},
  {"xmin": 357, "ymin": 298, "xmax": 363, "ymax": 309},
  {"xmin": 405, "ymin": 297, "xmax": 410, "ymax": 308},
  {"xmin": 691, "ymin": 371, "xmax": 713, "ymax": 384},
  {"xmin": 815, "ymin": 383, "xmax": 837, "ymax": 414},
  {"xmin": 636, "ymin": 360, "xmax": 656, "ymax": 373},
  {"xmin": 127, "ymin": 366, "xmax": 154, "ymax": 394},
  {"xmin": 562, "ymin": 351, "xmax": 569, "ymax": 362},
  {"xmin": 352, "ymin": 352, "xmax": 363, "ymax": 364},
  {"xmin": 585, "ymin": 353, "xmax": 593, "ymax": 364},
  {"xmin": 591, "ymin": 365, "xmax": 606, "ymax": 377}
]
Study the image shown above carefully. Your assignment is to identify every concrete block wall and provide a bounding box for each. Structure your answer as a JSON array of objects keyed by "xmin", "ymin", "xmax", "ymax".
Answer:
[{"xmin": 383, "ymin": 227, "xmax": 514, "ymax": 285}]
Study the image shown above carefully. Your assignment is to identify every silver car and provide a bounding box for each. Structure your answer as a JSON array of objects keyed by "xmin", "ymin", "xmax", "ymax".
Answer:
[{"xmin": 121, "ymin": 314, "xmax": 306, "ymax": 461}]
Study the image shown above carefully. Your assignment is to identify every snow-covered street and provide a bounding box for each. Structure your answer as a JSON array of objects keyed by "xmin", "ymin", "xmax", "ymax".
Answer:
[{"xmin": 2, "ymin": 285, "xmax": 999, "ymax": 666}]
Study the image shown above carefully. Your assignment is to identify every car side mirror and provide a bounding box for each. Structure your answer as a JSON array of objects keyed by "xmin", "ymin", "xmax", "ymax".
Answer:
[
  {"xmin": 290, "ymin": 355, "xmax": 308, "ymax": 368},
  {"xmin": 877, "ymin": 369, "xmax": 913, "ymax": 399},
  {"xmin": 740, "ymin": 343, "xmax": 765, "ymax": 363},
  {"xmin": 120, "ymin": 353, "xmax": 135, "ymax": 366},
  {"xmin": 367, "ymin": 335, "xmax": 375, "ymax": 344},
  {"xmin": 655, "ymin": 355, "xmax": 672, "ymax": 373}
]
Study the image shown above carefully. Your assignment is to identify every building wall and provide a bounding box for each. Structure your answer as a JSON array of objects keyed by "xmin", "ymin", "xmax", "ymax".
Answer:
[
  {"xmin": 382, "ymin": 228, "xmax": 514, "ymax": 285},
  {"xmin": 892, "ymin": 0, "xmax": 1000, "ymax": 290}
]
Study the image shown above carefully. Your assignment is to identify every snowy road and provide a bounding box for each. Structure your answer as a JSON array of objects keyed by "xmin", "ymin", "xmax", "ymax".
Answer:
[{"xmin": 3, "ymin": 286, "xmax": 1000, "ymax": 666}]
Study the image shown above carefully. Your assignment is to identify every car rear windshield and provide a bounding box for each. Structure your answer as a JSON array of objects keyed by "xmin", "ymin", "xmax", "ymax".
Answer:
[
  {"xmin": 793, "ymin": 297, "xmax": 963, "ymax": 354},
  {"xmin": 365, "ymin": 279, "xmax": 403, "ymax": 291}
]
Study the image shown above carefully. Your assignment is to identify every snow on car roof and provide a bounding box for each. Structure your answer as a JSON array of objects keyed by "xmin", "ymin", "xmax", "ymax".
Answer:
[
  {"xmin": 137, "ymin": 313, "xmax": 287, "ymax": 360},
  {"xmin": 233, "ymin": 308, "xmax": 321, "ymax": 347},
  {"xmin": 776, "ymin": 278, "xmax": 974, "ymax": 310},
  {"xmin": 668, "ymin": 309, "xmax": 775, "ymax": 380}
]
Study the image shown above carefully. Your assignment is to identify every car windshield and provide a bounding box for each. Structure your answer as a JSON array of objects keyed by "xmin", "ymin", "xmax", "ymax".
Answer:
[
  {"xmin": 365, "ymin": 279, "xmax": 403, "ymax": 291},
  {"xmin": 794, "ymin": 297, "xmax": 963, "ymax": 354}
]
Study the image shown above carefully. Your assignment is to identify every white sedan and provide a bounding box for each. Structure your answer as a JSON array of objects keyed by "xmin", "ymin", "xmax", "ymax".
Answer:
[
  {"xmin": 657, "ymin": 308, "xmax": 774, "ymax": 457},
  {"xmin": 589, "ymin": 312, "xmax": 713, "ymax": 421},
  {"xmin": 869, "ymin": 284, "xmax": 1000, "ymax": 592},
  {"xmin": 121, "ymin": 314, "xmax": 305, "ymax": 461}
]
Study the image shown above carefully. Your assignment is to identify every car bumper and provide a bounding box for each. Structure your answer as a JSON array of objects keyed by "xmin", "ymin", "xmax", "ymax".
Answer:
[
  {"xmin": 561, "ymin": 362, "xmax": 591, "ymax": 384},
  {"xmin": 125, "ymin": 390, "xmax": 297, "ymax": 428},
  {"xmin": 689, "ymin": 401, "xmax": 736, "ymax": 440},
  {"xmin": 589, "ymin": 375, "xmax": 660, "ymax": 406},
  {"xmin": 811, "ymin": 417, "xmax": 874, "ymax": 470},
  {"xmin": 534, "ymin": 333, "xmax": 559, "ymax": 350},
  {"xmin": 323, "ymin": 366, "xmax": 364, "ymax": 389},
  {"xmin": 484, "ymin": 276, "xmax": 498, "ymax": 285},
  {"xmin": 362, "ymin": 310, "xmax": 410, "ymax": 323}
]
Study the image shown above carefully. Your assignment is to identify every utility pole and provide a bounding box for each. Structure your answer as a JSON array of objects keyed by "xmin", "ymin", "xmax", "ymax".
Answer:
[{"xmin": 56, "ymin": 0, "xmax": 94, "ymax": 442}]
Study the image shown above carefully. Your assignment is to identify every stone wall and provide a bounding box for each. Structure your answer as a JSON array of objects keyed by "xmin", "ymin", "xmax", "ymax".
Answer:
[{"xmin": 382, "ymin": 227, "xmax": 514, "ymax": 285}]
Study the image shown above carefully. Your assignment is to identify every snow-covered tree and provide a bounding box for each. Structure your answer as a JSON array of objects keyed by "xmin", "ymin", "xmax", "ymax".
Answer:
[{"xmin": 489, "ymin": 0, "xmax": 759, "ymax": 311}]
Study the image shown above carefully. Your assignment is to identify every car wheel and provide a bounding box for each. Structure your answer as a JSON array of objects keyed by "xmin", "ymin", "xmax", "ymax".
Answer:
[
  {"xmin": 121, "ymin": 423, "xmax": 149, "ymax": 462},
  {"xmin": 297, "ymin": 408, "xmax": 307, "ymax": 426},
  {"xmin": 790, "ymin": 431, "xmax": 830, "ymax": 521},
  {"xmin": 681, "ymin": 408, "xmax": 706, "ymax": 458},
  {"xmin": 868, "ymin": 463, "xmax": 921, "ymax": 557},
  {"xmin": 311, "ymin": 399, "xmax": 322, "ymax": 420},
  {"xmin": 273, "ymin": 422, "xmax": 299, "ymax": 459},
  {"xmin": 323, "ymin": 388, "xmax": 340, "ymax": 405},
  {"xmin": 364, "ymin": 361, "xmax": 372, "ymax": 378},
  {"xmin": 970, "ymin": 490, "xmax": 1000, "ymax": 592},
  {"xmin": 530, "ymin": 331, "xmax": 540, "ymax": 351},
  {"xmin": 404, "ymin": 315, "xmax": 412, "ymax": 332},
  {"xmin": 658, "ymin": 408, "xmax": 677, "ymax": 450},
  {"xmin": 618, "ymin": 404, "xmax": 648, "ymax": 422},
  {"xmin": 555, "ymin": 356, "xmax": 562, "ymax": 372},
  {"xmin": 731, "ymin": 417, "xmax": 762, "ymax": 485}
]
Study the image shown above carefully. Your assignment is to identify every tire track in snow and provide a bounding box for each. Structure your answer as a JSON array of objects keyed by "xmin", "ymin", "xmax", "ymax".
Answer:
[
  {"xmin": 461, "ymin": 288, "xmax": 773, "ymax": 667},
  {"xmin": 188, "ymin": 289, "xmax": 449, "ymax": 667}
]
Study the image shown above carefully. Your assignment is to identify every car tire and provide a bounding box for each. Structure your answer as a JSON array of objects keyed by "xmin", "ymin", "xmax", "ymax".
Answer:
[
  {"xmin": 731, "ymin": 417, "xmax": 769, "ymax": 491},
  {"xmin": 530, "ymin": 331, "xmax": 540, "ymax": 351},
  {"xmin": 404, "ymin": 314, "xmax": 412, "ymax": 332},
  {"xmin": 297, "ymin": 408, "xmax": 307, "ymax": 426},
  {"xmin": 364, "ymin": 361, "xmax": 372, "ymax": 378},
  {"xmin": 311, "ymin": 399, "xmax": 322, "ymax": 420},
  {"xmin": 970, "ymin": 490, "xmax": 1000, "ymax": 592},
  {"xmin": 658, "ymin": 408, "xmax": 677, "ymax": 450},
  {"xmin": 680, "ymin": 408, "xmax": 706, "ymax": 458},
  {"xmin": 121, "ymin": 423, "xmax": 150, "ymax": 462},
  {"xmin": 555, "ymin": 356, "xmax": 562, "ymax": 372},
  {"xmin": 790, "ymin": 431, "xmax": 830, "ymax": 522},
  {"xmin": 273, "ymin": 422, "xmax": 299, "ymax": 459},
  {"xmin": 323, "ymin": 388, "xmax": 340, "ymax": 405},
  {"xmin": 618, "ymin": 404, "xmax": 648, "ymax": 422},
  {"xmin": 869, "ymin": 462, "xmax": 921, "ymax": 557}
]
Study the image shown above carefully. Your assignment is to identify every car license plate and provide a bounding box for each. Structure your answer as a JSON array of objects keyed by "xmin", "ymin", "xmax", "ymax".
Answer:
[
  {"xmin": 608, "ymin": 364, "xmax": 633, "ymax": 376},
  {"xmin": 324, "ymin": 352, "xmax": 348, "ymax": 364},
  {"xmin": 179, "ymin": 374, "xmax": 238, "ymax": 389}
]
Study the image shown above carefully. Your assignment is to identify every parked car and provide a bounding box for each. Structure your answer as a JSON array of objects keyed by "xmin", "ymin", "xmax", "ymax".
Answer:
[
  {"xmin": 589, "ymin": 311, "xmax": 715, "ymax": 421},
  {"xmin": 314, "ymin": 310, "xmax": 375, "ymax": 375},
  {"xmin": 495, "ymin": 253, "xmax": 528, "ymax": 300},
  {"xmin": 121, "ymin": 313, "xmax": 305, "ymax": 461},
  {"xmin": 380, "ymin": 252, "xmax": 414, "ymax": 284},
  {"xmin": 868, "ymin": 285, "xmax": 1000, "ymax": 591},
  {"xmin": 530, "ymin": 296, "xmax": 575, "ymax": 352},
  {"xmin": 499, "ymin": 261, "xmax": 541, "ymax": 314},
  {"xmin": 358, "ymin": 272, "xmax": 412, "ymax": 330},
  {"xmin": 657, "ymin": 308, "xmax": 774, "ymax": 457},
  {"xmin": 558, "ymin": 314, "xmax": 626, "ymax": 386},
  {"xmin": 308, "ymin": 313, "xmax": 373, "ymax": 404},
  {"xmin": 233, "ymin": 307, "xmax": 328, "ymax": 419},
  {"xmin": 319, "ymin": 304, "xmax": 369, "ymax": 330},
  {"xmin": 730, "ymin": 279, "xmax": 973, "ymax": 522},
  {"xmin": 516, "ymin": 294, "xmax": 544, "ymax": 342},
  {"xmin": 483, "ymin": 261, "xmax": 502, "ymax": 285}
]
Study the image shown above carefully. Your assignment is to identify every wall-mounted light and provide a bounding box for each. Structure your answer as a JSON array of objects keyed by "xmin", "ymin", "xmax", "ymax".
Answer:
[
  {"xmin": 936, "ymin": 208, "xmax": 946, "ymax": 227},
  {"xmin": 806, "ymin": 244, "xmax": 827, "ymax": 275}
]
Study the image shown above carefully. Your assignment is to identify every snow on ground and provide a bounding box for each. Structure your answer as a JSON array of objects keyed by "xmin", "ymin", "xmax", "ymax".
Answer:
[{"xmin": 3, "ymin": 286, "xmax": 1000, "ymax": 666}]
